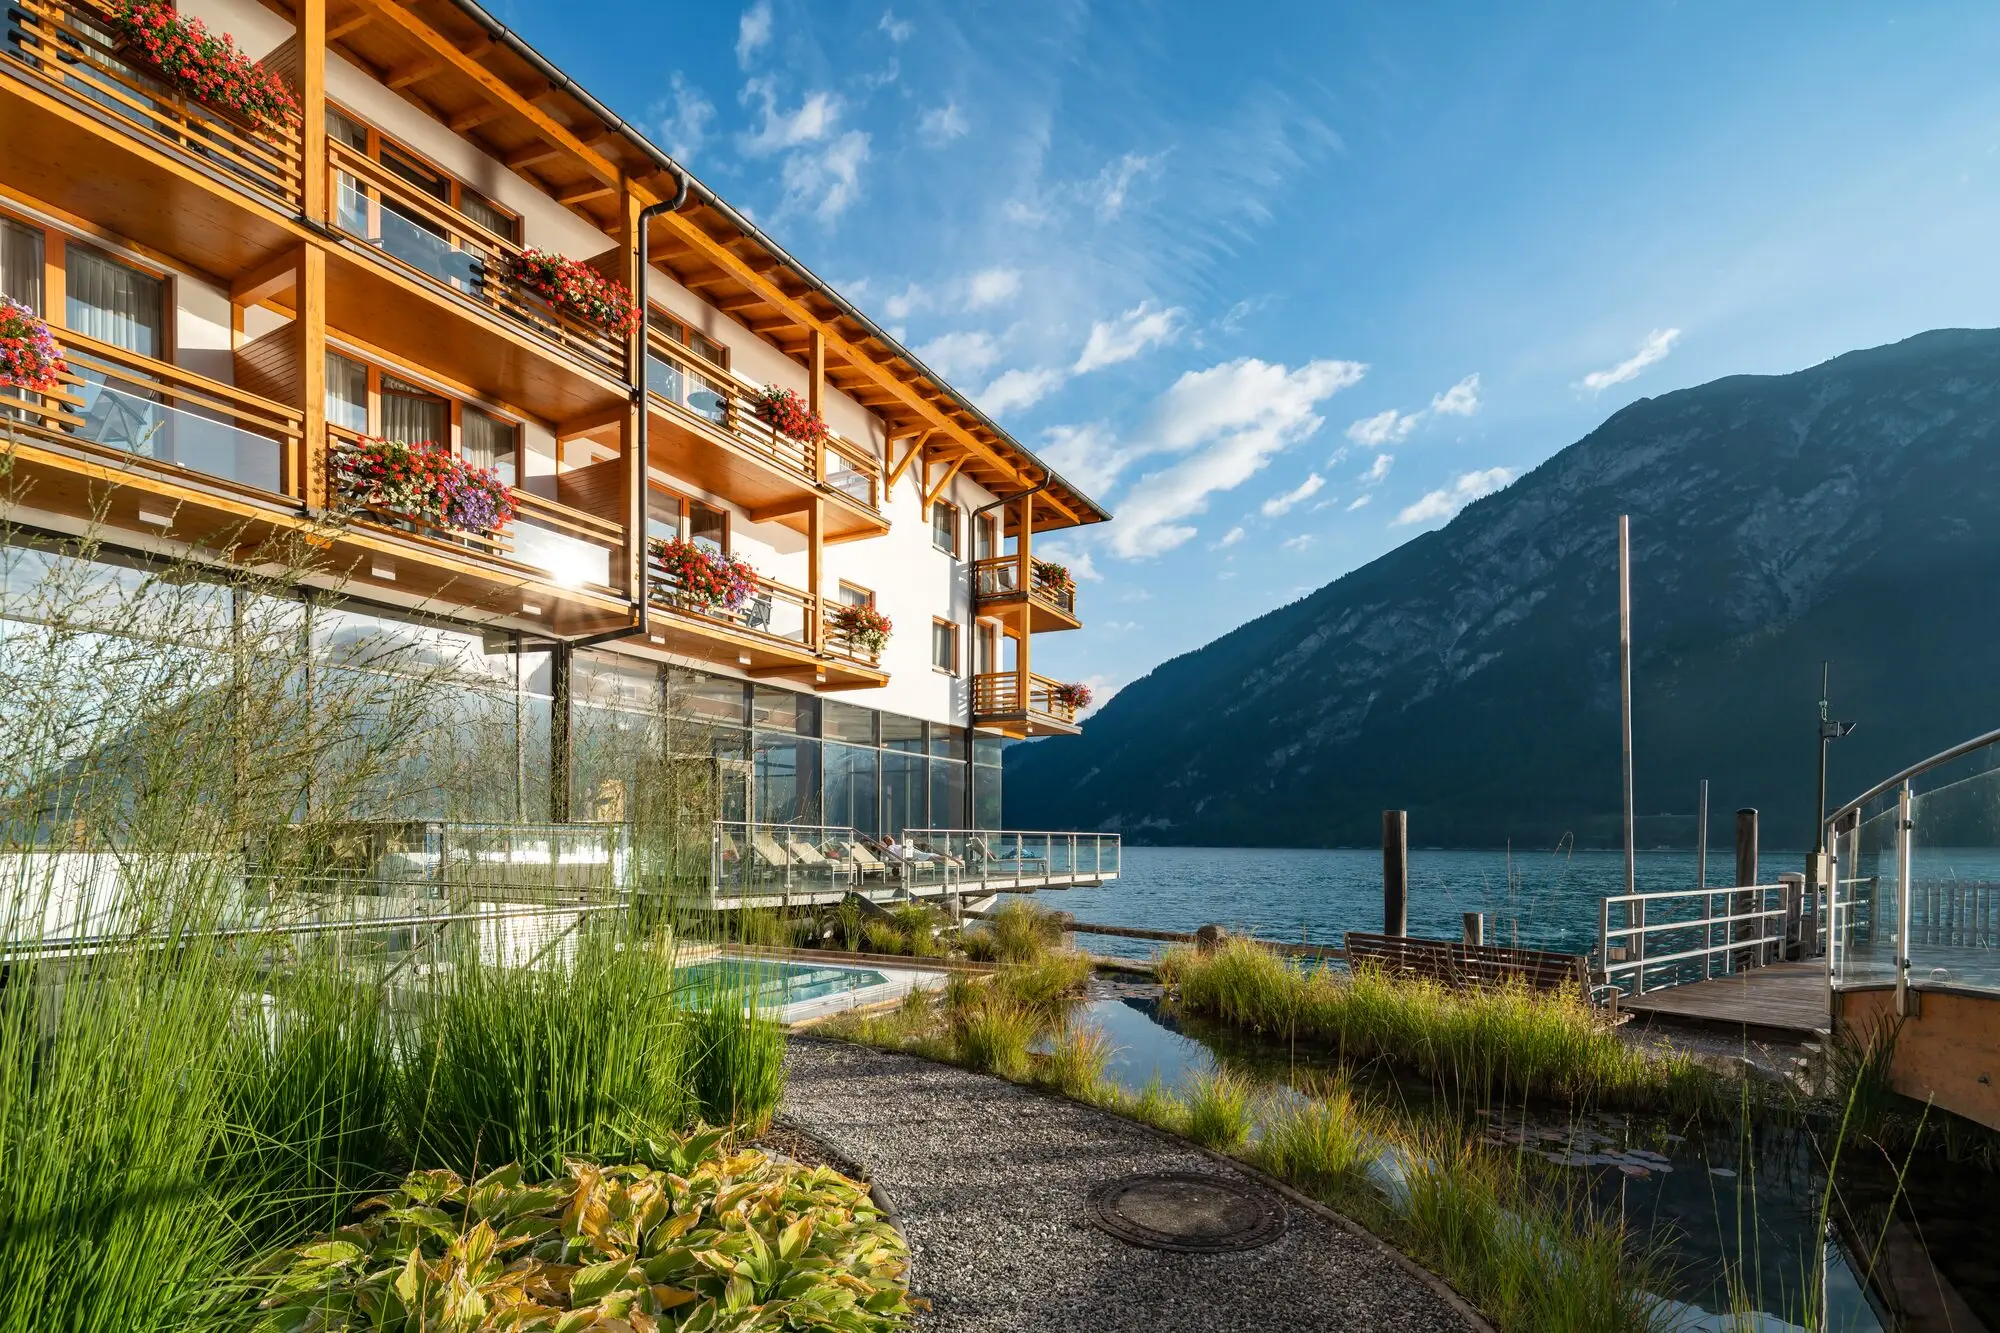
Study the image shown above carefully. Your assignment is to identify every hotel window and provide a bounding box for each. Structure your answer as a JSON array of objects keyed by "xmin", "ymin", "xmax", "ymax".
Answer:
[
  {"xmin": 974, "ymin": 513, "xmax": 998, "ymax": 562},
  {"xmin": 646, "ymin": 310, "xmax": 729, "ymax": 425},
  {"xmin": 326, "ymin": 103, "xmax": 522, "ymax": 247},
  {"xmin": 931, "ymin": 618, "xmax": 959, "ymax": 675},
  {"xmin": 837, "ymin": 582, "xmax": 874, "ymax": 608},
  {"xmin": 647, "ymin": 485, "xmax": 729, "ymax": 553},
  {"xmin": 975, "ymin": 622, "xmax": 1000, "ymax": 676},
  {"xmin": 65, "ymin": 245, "xmax": 163, "ymax": 358},
  {"xmin": 380, "ymin": 374, "xmax": 448, "ymax": 447},
  {"xmin": 461, "ymin": 406, "xmax": 518, "ymax": 486},
  {"xmin": 325, "ymin": 352, "xmax": 370, "ymax": 432},
  {"xmin": 931, "ymin": 501, "xmax": 959, "ymax": 556},
  {"xmin": 0, "ymin": 218, "xmax": 44, "ymax": 312}
]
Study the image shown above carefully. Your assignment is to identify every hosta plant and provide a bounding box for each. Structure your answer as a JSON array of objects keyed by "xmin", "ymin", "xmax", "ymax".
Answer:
[
  {"xmin": 0, "ymin": 298, "xmax": 65, "ymax": 393},
  {"xmin": 103, "ymin": 0, "xmax": 299, "ymax": 130},
  {"xmin": 245, "ymin": 1130, "xmax": 921, "ymax": 1332},
  {"xmin": 749, "ymin": 386, "xmax": 830, "ymax": 450},
  {"xmin": 828, "ymin": 603, "xmax": 891, "ymax": 656},
  {"xmin": 652, "ymin": 537, "xmax": 756, "ymax": 612},
  {"xmin": 503, "ymin": 250, "xmax": 639, "ymax": 335}
]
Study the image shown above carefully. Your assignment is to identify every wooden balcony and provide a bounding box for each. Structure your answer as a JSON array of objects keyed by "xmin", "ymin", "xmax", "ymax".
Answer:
[
  {"xmin": 972, "ymin": 557, "xmax": 1081, "ymax": 634},
  {"xmin": 0, "ymin": 0, "xmax": 305, "ymax": 277},
  {"xmin": 644, "ymin": 556, "xmax": 886, "ymax": 691},
  {"xmin": 322, "ymin": 139, "xmax": 629, "ymax": 425},
  {"xmin": 646, "ymin": 337, "xmax": 887, "ymax": 545},
  {"xmin": 972, "ymin": 671, "xmax": 1081, "ymax": 738}
]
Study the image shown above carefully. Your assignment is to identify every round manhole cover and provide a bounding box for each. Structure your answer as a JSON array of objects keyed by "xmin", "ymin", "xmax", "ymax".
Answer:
[{"xmin": 1085, "ymin": 1172, "xmax": 1286, "ymax": 1253}]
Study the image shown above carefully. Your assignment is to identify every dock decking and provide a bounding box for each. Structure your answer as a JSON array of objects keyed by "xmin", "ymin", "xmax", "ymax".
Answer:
[{"xmin": 1618, "ymin": 960, "xmax": 1829, "ymax": 1039}]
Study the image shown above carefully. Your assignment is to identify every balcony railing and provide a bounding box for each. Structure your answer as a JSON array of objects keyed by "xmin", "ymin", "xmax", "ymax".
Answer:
[
  {"xmin": 972, "ymin": 671, "xmax": 1080, "ymax": 727},
  {"xmin": 1, "ymin": 328, "xmax": 296, "ymax": 498},
  {"xmin": 2, "ymin": 0, "xmax": 303, "ymax": 209},
  {"xmin": 709, "ymin": 822, "xmax": 1121, "ymax": 907},
  {"xmin": 647, "ymin": 335, "xmax": 883, "ymax": 515},
  {"xmin": 647, "ymin": 553, "xmax": 816, "ymax": 653},
  {"xmin": 328, "ymin": 140, "xmax": 627, "ymax": 382},
  {"xmin": 328, "ymin": 425, "xmax": 624, "ymax": 592},
  {"xmin": 972, "ymin": 556, "xmax": 1078, "ymax": 617},
  {"xmin": 819, "ymin": 606, "xmax": 883, "ymax": 670}
]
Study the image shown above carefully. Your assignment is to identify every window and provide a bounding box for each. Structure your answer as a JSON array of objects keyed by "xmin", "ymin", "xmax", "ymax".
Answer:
[
  {"xmin": 975, "ymin": 622, "xmax": 1001, "ymax": 676},
  {"xmin": 325, "ymin": 352, "xmax": 369, "ymax": 432},
  {"xmin": 931, "ymin": 501, "xmax": 959, "ymax": 556},
  {"xmin": 837, "ymin": 582, "xmax": 874, "ymax": 608},
  {"xmin": 647, "ymin": 485, "xmax": 729, "ymax": 553},
  {"xmin": 458, "ymin": 190, "xmax": 513, "ymax": 240},
  {"xmin": 649, "ymin": 310, "xmax": 727, "ymax": 368},
  {"xmin": 645, "ymin": 310, "xmax": 729, "ymax": 425},
  {"xmin": 65, "ymin": 244, "xmax": 163, "ymax": 357},
  {"xmin": 974, "ymin": 513, "xmax": 998, "ymax": 562},
  {"xmin": 461, "ymin": 406, "xmax": 517, "ymax": 486},
  {"xmin": 0, "ymin": 218, "xmax": 44, "ymax": 312},
  {"xmin": 379, "ymin": 374, "xmax": 447, "ymax": 446},
  {"xmin": 931, "ymin": 618, "xmax": 959, "ymax": 675},
  {"xmin": 325, "ymin": 102, "xmax": 522, "ymax": 244}
]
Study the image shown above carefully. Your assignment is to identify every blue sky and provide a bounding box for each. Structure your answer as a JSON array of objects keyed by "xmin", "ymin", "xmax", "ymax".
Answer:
[{"xmin": 498, "ymin": 1, "xmax": 2000, "ymax": 707}]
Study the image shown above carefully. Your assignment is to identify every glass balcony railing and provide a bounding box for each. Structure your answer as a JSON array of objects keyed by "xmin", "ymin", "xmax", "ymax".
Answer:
[{"xmin": 69, "ymin": 373, "xmax": 283, "ymax": 493}]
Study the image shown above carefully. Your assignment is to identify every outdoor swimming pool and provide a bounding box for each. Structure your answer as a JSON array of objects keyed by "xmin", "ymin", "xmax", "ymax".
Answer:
[{"xmin": 676, "ymin": 958, "xmax": 892, "ymax": 1008}]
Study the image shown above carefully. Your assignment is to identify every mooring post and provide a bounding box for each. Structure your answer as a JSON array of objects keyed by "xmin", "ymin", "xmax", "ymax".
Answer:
[
  {"xmin": 1733, "ymin": 808, "xmax": 1759, "ymax": 972},
  {"xmin": 1383, "ymin": 810, "xmax": 1408, "ymax": 937},
  {"xmin": 1462, "ymin": 911, "xmax": 1484, "ymax": 946},
  {"xmin": 1779, "ymin": 872, "xmax": 1805, "ymax": 962}
]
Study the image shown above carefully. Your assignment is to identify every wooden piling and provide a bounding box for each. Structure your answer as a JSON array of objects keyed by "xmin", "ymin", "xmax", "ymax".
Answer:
[
  {"xmin": 1383, "ymin": 810, "xmax": 1408, "ymax": 937},
  {"xmin": 1462, "ymin": 912, "xmax": 1484, "ymax": 946},
  {"xmin": 1734, "ymin": 808, "xmax": 1759, "ymax": 969}
]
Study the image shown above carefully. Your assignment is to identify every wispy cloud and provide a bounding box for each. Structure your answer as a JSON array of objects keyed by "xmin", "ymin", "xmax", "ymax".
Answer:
[
  {"xmin": 965, "ymin": 268, "xmax": 1022, "ymax": 309},
  {"xmin": 741, "ymin": 84, "xmax": 841, "ymax": 153},
  {"xmin": 1346, "ymin": 408, "xmax": 1419, "ymax": 448},
  {"xmin": 780, "ymin": 129, "xmax": 869, "ymax": 220},
  {"xmin": 883, "ymin": 284, "xmax": 927, "ymax": 320},
  {"xmin": 1430, "ymin": 372, "xmax": 1480, "ymax": 416},
  {"xmin": 1581, "ymin": 329, "xmax": 1681, "ymax": 391},
  {"xmin": 1394, "ymin": 467, "xmax": 1516, "ymax": 527},
  {"xmin": 878, "ymin": 8, "xmax": 913, "ymax": 41},
  {"xmin": 918, "ymin": 101, "xmax": 968, "ymax": 145},
  {"xmin": 735, "ymin": 1, "xmax": 772, "ymax": 67},
  {"xmin": 1259, "ymin": 472, "xmax": 1324, "ymax": 517},
  {"xmin": 1073, "ymin": 301, "xmax": 1185, "ymax": 374},
  {"xmin": 1039, "ymin": 423, "xmax": 1129, "ymax": 497},
  {"xmin": 979, "ymin": 367, "xmax": 1065, "ymax": 415},
  {"xmin": 1361, "ymin": 453, "xmax": 1393, "ymax": 484},
  {"xmin": 1281, "ymin": 533, "xmax": 1314, "ymax": 552},
  {"xmin": 916, "ymin": 330, "xmax": 1000, "ymax": 381},
  {"xmin": 1106, "ymin": 356, "xmax": 1366, "ymax": 558},
  {"xmin": 1094, "ymin": 152, "xmax": 1163, "ymax": 219},
  {"xmin": 1346, "ymin": 495, "xmax": 1371, "ymax": 511},
  {"xmin": 650, "ymin": 73, "xmax": 716, "ymax": 163},
  {"xmin": 1215, "ymin": 526, "xmax": 1245, "ymax": 548}
]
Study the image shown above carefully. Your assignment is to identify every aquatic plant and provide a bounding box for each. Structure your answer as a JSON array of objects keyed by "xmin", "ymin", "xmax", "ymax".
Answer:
[
  {"xmin": 1182, "ymin": 1069, "xmax": 1256, "ymax": 1151},
  {"xmin": 245, "ymin": 1136, "xmax": 920, "ymax": 1332},
  {"xmin": 1036, "ymin": 1023, "xmax": 1113, "ymax": 1101},
  {"xmin": 1249, "ymin": 1085, "xmax": 1371, "ymax": 1193},
  {"xmin": 951, "ymin": 999, "xmax": 1037, "ymax": 1079},
  {"xmin": 991, "ymin": 948, "xmax": 1092, "ymax": 1023},
  {"xmin": 967, "ymin": 899, "xmax": 1066, "ymax": 963}
]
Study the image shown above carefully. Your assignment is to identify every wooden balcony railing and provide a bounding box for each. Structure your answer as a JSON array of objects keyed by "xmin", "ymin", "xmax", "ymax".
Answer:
[
  {"xmin": 647, "ymin": 554, "xmax": 818, "ymax": 653},
  {"xmin": 328, "ymin": 140, "xmax": 627, "ymax": 382},
  {"xmin": 646, "ymin": 335, "xmax": 883, "ymax": 516},
  {"xmin": 1, "ymin": 328, "xmax": 297, "ymax": 499},
  {"xmin": 2, "ymin": 0, "xmax": 303, "ymax": 210},
  {"xmin": 820, "ymin": 610, "xmax": 883, "ymax": 669},
  {"xmin": 973, "ymin": 671, "xmax": 1080, "ymax": 726},
  {"xmin": 328, "ymin": 425, "xmax": 623, "ymax": 591},
  {"xmin": 972, "ymin": 557, "xmax": 1079, "ymax": 617}
]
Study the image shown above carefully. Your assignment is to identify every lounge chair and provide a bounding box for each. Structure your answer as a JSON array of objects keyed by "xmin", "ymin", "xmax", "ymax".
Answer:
[
  {"xmin": 844, "ymin": 841, "xmax": 891, "ymax": 879},
  {"xmin": 751, "ymin": 833, "xmax": 793, "ymax": 872}
]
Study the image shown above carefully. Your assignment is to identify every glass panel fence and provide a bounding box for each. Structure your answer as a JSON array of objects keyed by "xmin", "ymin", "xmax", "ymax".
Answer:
[
  {"xmin": 73, "ymin": 373, "xmax": 283, "ymax": 492},
  {"xmin": 1905, "ymin": 752, "xmax": 2000, "ymax": 993},
  {"xmin": 511, "ymin": 519, "xmax": 612, "ymax": 589}
]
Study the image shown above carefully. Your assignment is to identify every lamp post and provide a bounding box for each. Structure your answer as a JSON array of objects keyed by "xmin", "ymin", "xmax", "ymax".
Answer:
[{"xmin": 1814, "ymin": 661, "xmax": 1855, "ymax": 854}]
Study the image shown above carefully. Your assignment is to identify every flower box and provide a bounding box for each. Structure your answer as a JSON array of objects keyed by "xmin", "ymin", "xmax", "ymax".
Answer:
[
  {"xmin": 829, "ymin": 602, "xmax": 892, "ymax": 656},
  {"xmin": 750, "ymin": 385, "xmax": 830, "ymax": 450},
  {"xmin": 97, "ymin": 0, "xmax": 299, "ymax": 133},
  {"xmin": 0, "ymin": 300, "xmax": 66, "ymax": 393},
  {"xmin": 500, "ymin": 250, "xmax": 638, "ymax": 337},
  {"xmin": 650, "ymin": 536, "xmax": 756, "ymax": 612},
  {"xmin": 1048, "ymin": 681, "xmax": 1093, "ymax": 713},
  {"xmin": 1031, "ymin": 558, "xmax": 1076, "ymax": 601},
  {"xmin": 330, "ymin": 435, "xmax": 515, "ymax": 537}
]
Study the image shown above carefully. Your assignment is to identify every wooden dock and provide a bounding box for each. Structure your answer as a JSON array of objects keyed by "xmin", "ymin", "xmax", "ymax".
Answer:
[{"xmin": 1618, "ymin": 960, "xmax": 1829, "ymax": 1040}]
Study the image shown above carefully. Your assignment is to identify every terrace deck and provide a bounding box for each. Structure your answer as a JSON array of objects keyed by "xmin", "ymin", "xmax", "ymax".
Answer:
[{"xmin": 1618, "ymin": 960, "xmax": 1830, "ymax": 1040}]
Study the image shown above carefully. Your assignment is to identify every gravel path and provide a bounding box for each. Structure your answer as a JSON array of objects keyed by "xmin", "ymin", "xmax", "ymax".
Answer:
[{"xmin": 782, "ymin": 1038, "xmax": 1483, "ymax": 1333}]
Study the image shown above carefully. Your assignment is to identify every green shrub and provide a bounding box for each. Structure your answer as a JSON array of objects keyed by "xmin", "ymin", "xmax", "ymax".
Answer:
[
  {"xmin": 1037, "ymin": 1023, "xmax": 1112, "ymax": 1101},
  {"xmin": 862, "ymin": 918, "xmax": 910, "ymax": 956},
  {"xmin": 991, "ymin": 949, "xmax": 1092, "ymax": 1023},
  {"xmin": 245, "ymin": 1132, "xmax": 919, "ymax": 1333},
  {"xmin": 888, "ymin": 903, "xmax": 939, "ymax": 957},
  {"xmin": 1182, "ymin": 1069, "xmax": 1255, "ymax": 1151},
  {"xmin": 980, "ymin": 900, "xmax": 1066, "ymax": 962}
]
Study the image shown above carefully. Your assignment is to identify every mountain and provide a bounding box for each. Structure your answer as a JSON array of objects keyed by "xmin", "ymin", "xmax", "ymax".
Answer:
[{"xmin": 1004, "ymin": 328, "xmax": 2000, "ymax": 849}]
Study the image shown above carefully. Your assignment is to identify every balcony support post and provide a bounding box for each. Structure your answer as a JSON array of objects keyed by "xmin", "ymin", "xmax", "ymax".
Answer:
[
  {"xmin": 301, "ymin": 0, "xmax": 327, "ymax": 223},
  {"xmin": 621, "ymin": 188, "xmax": 646, "ymax": 604},
  {"xmin": 809, "ymin": 328, "xmax": 826, "ymax": 482},
  {"xmin": 807, "ymin": 495, "xmax": 824, "ymax": 651},
  {"xmin": 297, "ymin": 245, "xmax": 327, "ymax": 506}
]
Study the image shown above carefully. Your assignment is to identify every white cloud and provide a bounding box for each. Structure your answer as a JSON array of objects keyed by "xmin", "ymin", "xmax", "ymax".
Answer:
[
  {"xmin": 1095, "ymin": 152, "xmax": 1162, "ymax": 219},
  {"xmin": 651, "ymin": 74, "xmax": 715, "ymax": 163},
  {"xmin": 916, "ymin": 330, "xmax": 1000, "ymax": 381},
  {"xmin": 1260, "ymin": 472, "xmax": 1324, "ymax": 517},
  {"xmin": 1038, "ymin": 423, "xmax": 1130, "ymax": 497},
  {"xmin": 1361, "ymin": 453, "xmax": 1393, "ymax": 484},
  {"xmin": 965, "ymin": 267, "xmax": 1022, "ymax": 309},
  {"xmin": 742, "ymin": 85, "xmax": 841, "ymax": 153},
  {"xmin": 1281, "ymin": 533, "xmax": 1314, "ymax": 552},
  {"xmin": 735, "ymin": 1, "xmax": 772, "ymax": 66},
  {"xmin": 1346, "ymin": 408, "xmax": 1419, "ymax": 448},
  {"xmin": 1003, "ymin": 198, "xmax": 1050, "ymax": 227},
  {"xmin": 918, "ymin": 101, "xmax": 968, "ymax": 145},
  {"xmin": 1346, "ymin": 495, "xmax": 1371, "ymax": 511},
  {"xmin": 883, "ymin": 284, "xmax": 927, "ymax": 320},
  {"xmin": 878, "ymin": 9, "xmax": 913, "ymax": 40},
  {"xmin": 1581, "ymin": 329, "xmax": 1681, "ymax": 391},
  {"xmin": 979, "ymin": 367, "xmax": 1064, "ymax": 415},
  {"xmin": 1215, "ymin": 526, "xmax": 1245, "ymax": 549},
  {"xmin": 1034, "ymin": 538, "xmax": 1100, "ymax": 583},
  {"xmin": 778, "ymin": 129, "xmax": 869, "ymax": 220},
  {"xmin": 1394, "ymin": 467, "xmax": 1516, "ymax": 527},
  {"xmin": 1430, "ymin": 372, "xmax": 1481, "ymax": 416},
  {"xmin": 1073, "ymin": 301, "xmax": 1185, "ymax": 374},
  {"xmin": 1108, "ymin": 357, "xmax": 1366, "ymax": 558}
]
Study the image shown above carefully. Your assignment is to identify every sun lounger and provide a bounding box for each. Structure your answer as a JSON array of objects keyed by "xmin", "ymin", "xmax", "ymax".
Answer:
[
  {"xmin": 751, "ymin": 833, "xmax": 792, "ymax": 870},
  {"xmin": 844, "ymin": 841, "xmax": 891, "ymax": 878}
]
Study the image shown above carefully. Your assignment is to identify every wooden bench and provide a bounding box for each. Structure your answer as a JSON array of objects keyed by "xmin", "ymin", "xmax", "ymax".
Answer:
[{"xmin": 1342, "ymin": 931, "xmax": 1596, "ymax": 996}]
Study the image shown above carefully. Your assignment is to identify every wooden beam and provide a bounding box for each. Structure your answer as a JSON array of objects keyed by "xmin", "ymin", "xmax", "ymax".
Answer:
[
  {"xmin": 808, "ymin": 327, "xmax": 824, "ymax": 423},
  {"xmin": 457, "ymin": 34, "xmax": 494, "ymax": 59},
  {"xmin": 505, "ymin": 141, "xmax": 565, "ymax": 170},
  {"xmin": 556, "ymin": 182, "xmax": 617, "ymax": 206},
  {"xmin": 349, "ymin": 0, "xmax": 630, "ymax": 189},
  {"xmin": 746, "ymin": 498, "xmax": 813, "ymax": 524},
  {"xmin": 300, "ymin": 0, "xmax": 326, "ymax": 224},
  {"xmin": 386, "ymin": 58, "xmax": 444, "ymax": 90},
  {"xmin": 448, "ymin": 102, "xmax": 507, "ymax": 132},
  {"xmin": 921, "ymin": 454, "xmax": 966, "ymax": 509},
  {"xmin": 231, "ymin": 247, "xmax": 302, "ymax": 306},
  {"xmin": 883, "ymin": 431, "xmax": 928, "ymax": 491},
  {"xmin": 554, "ymin": 401, "xmax": 631, "ymax": 440},
  {"xmin": 325, "ymin": 11, "xmax": 372, "ymax": 41}
]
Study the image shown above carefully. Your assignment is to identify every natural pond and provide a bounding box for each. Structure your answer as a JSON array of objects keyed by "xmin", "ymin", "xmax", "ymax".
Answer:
[{"xmin": 1075, "ymin": 978, "xmax": 2000, "ymax": 1333}]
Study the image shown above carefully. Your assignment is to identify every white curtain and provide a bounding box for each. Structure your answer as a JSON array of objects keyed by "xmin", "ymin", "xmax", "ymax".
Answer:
[
  {"xmin": 379, "ymin": 378, "xmax": 446, "ymax": 446},
  {"xmin": 460, "ymin": 406, "xmax": 516, "ymax": 484},
  {"xmin": 325, "ymin": 352, "xmax": 369, "ymax": 432},
  {"xmin": 0, "ymin": 219, "xmax": 43, "ymax": 312},
  {"xmin": 65, "ymin": 245, "xmax": 162, "ymax": 357}
]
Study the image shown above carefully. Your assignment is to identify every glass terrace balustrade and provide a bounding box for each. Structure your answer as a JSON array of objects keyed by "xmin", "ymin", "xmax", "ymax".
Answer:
[{"xmin": 70, "ymin": 373, "xmax": 283, "ymax": 493}]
